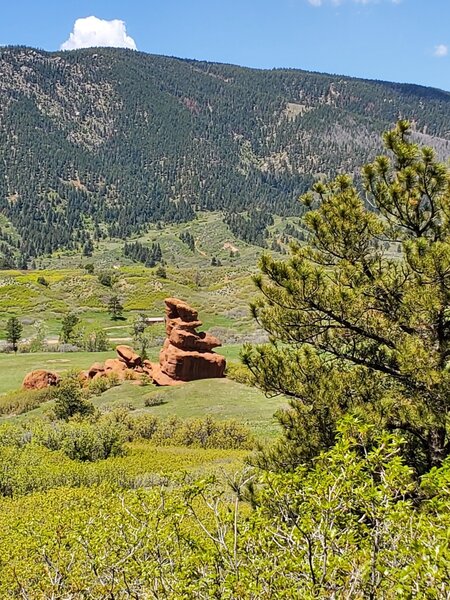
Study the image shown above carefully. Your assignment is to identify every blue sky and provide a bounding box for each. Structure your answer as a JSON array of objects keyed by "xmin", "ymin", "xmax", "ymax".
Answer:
[{"xmin": 0, "ymin": 0, "xmax": 449, "ymax": 91}]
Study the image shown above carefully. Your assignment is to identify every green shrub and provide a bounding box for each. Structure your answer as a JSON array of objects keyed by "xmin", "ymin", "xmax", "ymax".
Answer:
[
  {"xmin": 97, "ymin": 271, "xmax": 115, "ymax": 287},
  {"xmin": 88, "ymin": 372, "xmax": 119, "ymax": 396},
  {"xmin": 144, "ymin": 393, "xmax": 166, "ymax": 406},
  {"xmin": 127, "ymin": 414, "xmax": 159, "ymax": 440},
  {"xmin": 124, "ymin": 414, "xmax": 254, "ymax": 450},
  {"xmin": 155, "ymin": 265, "xmax": 167, "ymax": 278},
  {"xmin": 0, "ymin": 387, "xmax": 55, "ymax": 416},
  {"xmin": 53, "ymin": 374, "xmax": 94, "ymax": 420},
  {"xmin": 166, "ymin": 417, "xmax": 254, "ymax": 450},
  {"xmin": 0, "ymin": 423, "xmax": 26, "ymax": 447},
  {"xmin": 31, "ymin": 420, "xmax": 126, "ymax": 462},
  {"xmin": 81, "ymin": 329, "xmax": 109, "ymax": 352},
  {"xmin": 124, "ymin": 369, "xmax": 138, "ymax": 381},
  {"xmin": 140, "ymin": 374, "xmax": 153, "ymax": 387},
  {"xmin": 36, "ymin": 276, "xmax": 49, "ymax": 287}
]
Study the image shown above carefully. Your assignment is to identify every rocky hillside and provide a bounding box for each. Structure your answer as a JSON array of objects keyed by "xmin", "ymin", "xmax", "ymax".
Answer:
[{"xmin": 1, "ymin": 46, "xmax": 450, "ymax": 264}]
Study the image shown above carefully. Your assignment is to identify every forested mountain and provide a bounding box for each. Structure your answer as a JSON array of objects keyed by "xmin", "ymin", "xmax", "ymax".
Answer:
[{"xmin": 0, "ymin": 45, "xmax": 450, "ymax": 264}]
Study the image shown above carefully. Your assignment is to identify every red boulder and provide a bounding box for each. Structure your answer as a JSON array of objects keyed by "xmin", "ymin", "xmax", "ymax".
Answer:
[
  {"xmin": 23, "ymin": 369, "xmax": 61, "ymax": 390},
  {"xmin": 116, "ymin": 345, "xmax": 142, "ymax": 368}
]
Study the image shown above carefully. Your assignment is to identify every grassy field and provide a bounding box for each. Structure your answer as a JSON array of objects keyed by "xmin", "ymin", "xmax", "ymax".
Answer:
[
  {"xmin": 1, "ymin": 376, "xmax": 284, "ymax": 439},
  {"xmin": 0, "ymin": 346, "xmax": 284, "ymax": 438},
  {"xmin": 0, "ymin": 212, "xmax": 295, "ymax": 345},
  {"xmin": 0, "ymin": 351, "xmax": 115, "ymax": 394},
  {"xmin": 96, "ymin": 378, "xmax": 284, "ymax": 438},
  {"xmin": 0, "ymin": 213, "xmax": 285, "ymax": 441},
  {"xmin": 0, "ymin": 264, "xmax": 259, "ymax": 346}
]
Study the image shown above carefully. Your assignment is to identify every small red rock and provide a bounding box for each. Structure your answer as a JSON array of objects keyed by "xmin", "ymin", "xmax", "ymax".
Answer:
[
  {"xmin": 23, "ymin": 370, "xmax": 61, "ymax": 390},
  {"xmin": 87, "ymin": 362, "xmax": 105, "ymax": 379},
  {"xmin": 116, "ymin": 345, "xmax": 142, "ymax": 368}
]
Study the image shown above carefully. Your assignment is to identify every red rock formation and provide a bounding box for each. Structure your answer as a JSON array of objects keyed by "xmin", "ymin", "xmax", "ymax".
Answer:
[
  {"xmin": 87, "ymin": 362, "xmax": 105, "ymax": 378},
  {"xmin": 104, "ymin": 358, "xmax": 128, "ymax": 380},
  {"xmin": 83, "ymin": 347, "xmax": 145, "ymax": 384},
  {"xmin": 22, "ymin": 307, "xmax": 224, "ymax": 391},
  {"xmin": 152, "ymin": 297, "xmax": 226, "ymax": 385},
  {"xmin": 116, "ymin": 345, "xmax": 142, "ymax": 368},
  {"xmin": 23, "ymin": 369, "xmax": 61, "ymax": 390}
]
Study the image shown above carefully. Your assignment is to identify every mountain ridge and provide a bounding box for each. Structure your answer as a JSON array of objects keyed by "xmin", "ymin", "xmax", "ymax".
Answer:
[{"xmin": 0, "ymin": 45, "xmax": 450, "ymax": 265}]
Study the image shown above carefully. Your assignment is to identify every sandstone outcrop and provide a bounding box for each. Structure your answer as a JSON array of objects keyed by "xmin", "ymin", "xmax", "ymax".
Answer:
[
  {"xmin": 83, "ymin": 345, "xmax": 150, "ymax": 383},
  {"xmin": 116, "ymin": 345, "xmax": 142, "ymax": 368},
  {"xmin": 87, "ymin": 362, "xmax": 105, "ymax": 378},
  {"xmin": 21, "ymin": 300, "xmax": 225, "ymax": 391},
  {"xmin": 104, "ymin": 358, "xmax": 128, "ymax": 376},
  {"xmin": 151, "ymin": 297, "xmax": 226, "ymax": 386},
  {"xmin": 22, "ymin": 369, "xmax": 61, "ymax": 390}
]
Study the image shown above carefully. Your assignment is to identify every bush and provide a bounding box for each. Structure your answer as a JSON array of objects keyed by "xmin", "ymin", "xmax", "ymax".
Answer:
[
  {"xmin": 0, "ymin": 388, "xmax": 56, "ymax": 416},
  {"xmin": 0, "ymin": 423, "xmax": 28, "ymax": 447},
  {"xmin": 81, "ymin": 329, "xmax": 109, "ymax": 352},
  {"xmin": 58, "ymin": 422, "xmax": 125, "ymax": 461},
  {"xmin": 155, "ymin": 265, "xmax": 167, "ymax": 278},
  {"xmin": 56, "ymin": 343, "xmax": 79, "ymax": 352},
  {"xmin": 88, "ymin": 372, "xmax": 119, "ymax": 396},
  {"xmin": 144, "ymin": 393, "xmax": 166, "ymax": 405},
  {"xmin": 0, "ymin": 417, "xmax": 126, "ymax": 463},
  {"xmin": 124, "ymin": 369, "xmax": 138, "ymax": 381},
  {"xmin": 97, "ymin": 271, "xmax": 115, "ymax": 287},
  {"xmin": 98, "ymin": 409, "xmax": 254, "ymax": 449},
  {"xmin": 139, "ymin": 374, "xmax": 153, "ymax": 387},
  {"xmin": 26, "ymin": 420, "xmax": 126, "ymax": 462},
  {"xmin": 36, "ymin": 276, "xmax": 49, "ymax": 287},
  {"xmin": 166, "ymin": 417, "xmax": 254, "ymax": 450},
  {"xmin": 125, "ymin": 414, "xmax": 254, "ymax": 449},
  {"xmin": 127, "ymin": 414, "xmax": 159, "ymax": 440},
  {"xmin": 53, "ymin": 375, "xmax": 94, "ymax": 420}
]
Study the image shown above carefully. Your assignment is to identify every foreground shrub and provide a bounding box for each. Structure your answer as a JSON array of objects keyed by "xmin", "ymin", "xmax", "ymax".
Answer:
[
  {"xmin": 127, "ymin": 414, "xmax": 255, "ymax": 450},
  {"xmin": 37, "ymin": 420, "xmax": 126, "ymax": 462},
  {"xmin": 225, "ymin": 361, "xmax": 254, "ymax": 385},
  {"xmin": 0, "ymin": 421, "xmax": 449, "ymax": 597},
  {"xmin": 99, "ymin": 409, "xmax": 254, "ymax": 450},
  {"xmin": 0, "ymin": 419, "xmax": 127, "ymax": 463},
  {"xmin": 126, "ymin": 414, "xmax": 159, "ymax": 440},
  {"xmin": 87, "ymin": 372, "xmax": 119, "ymax": 396},
  {"xmin": 0, "ymin": 423, "xmax": 27, "ymax": 447}
]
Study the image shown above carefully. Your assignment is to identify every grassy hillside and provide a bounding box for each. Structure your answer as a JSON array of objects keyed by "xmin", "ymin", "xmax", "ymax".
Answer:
[
  {"xmin": 1, "ymin": 45, "xmax": 450, "ymax": 264},
  {"xmin": 0, "ymin": 213, "xmax": 274, "ymax": 347},
  {"xmin": 0, "ymin": 209, "xmax": 283, "ymax": 438}
]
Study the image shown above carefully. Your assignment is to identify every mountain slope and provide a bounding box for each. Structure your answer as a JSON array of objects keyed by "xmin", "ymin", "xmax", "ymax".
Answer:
[{"xmin": 0, "ymin": 46, "xmax": 450, "ymax": 263}]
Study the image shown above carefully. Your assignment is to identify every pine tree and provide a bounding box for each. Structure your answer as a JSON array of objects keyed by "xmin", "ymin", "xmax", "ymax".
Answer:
[
  {"xmin": 60, "ymin": 313, "xmax": 80, "ymax": 344},
  {"xmin": 244, "ymin": 122, "xmax": 450, "ymax": 474},
  {"xmin": 5, "ymin": 316, "xmax": 22, "ymax": 353},
  {"xmin": 108, "ymin": 295, "xmax": 124, "ymax": 321}
]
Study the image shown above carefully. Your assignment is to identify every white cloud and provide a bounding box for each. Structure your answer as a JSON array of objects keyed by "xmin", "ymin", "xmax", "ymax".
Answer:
[
  {"xmin": 60, "ymin": 16, "xmax": 137, "ymax": 51},
  {"xmin": 434, "ymin": 44, "xmax": 448, "ymax": 58}
]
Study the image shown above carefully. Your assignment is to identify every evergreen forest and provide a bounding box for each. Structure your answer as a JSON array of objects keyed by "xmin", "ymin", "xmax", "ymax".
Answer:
[{"xmin": 1, "ymin": 46, "xmax": 450, "ymax": 266}]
